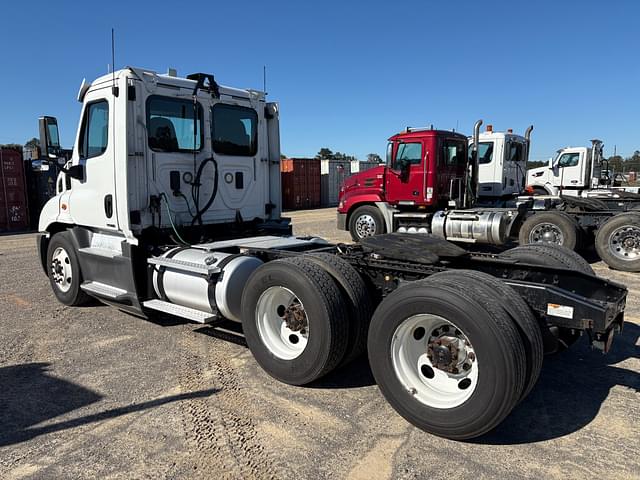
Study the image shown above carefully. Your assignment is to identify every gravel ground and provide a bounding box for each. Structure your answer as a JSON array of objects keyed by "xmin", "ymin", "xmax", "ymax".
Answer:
[{"xmin": 1, "ymin": 208, "xmax": 639, "ymax": 479}]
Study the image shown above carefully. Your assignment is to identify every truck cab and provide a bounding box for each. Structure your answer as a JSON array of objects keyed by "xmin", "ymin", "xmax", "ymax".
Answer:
[
  {"xmin": 37, "ymin": 67, "xmax": 287, "ymax": 315},
  {"xmin": 474, "ymin": 125, "xmax": 531, "ymax": 204},
  {"xmin": 337, "ymin": 128, "xmax": 467, "ymax": 239},
  {"xmin": 526, "ymin": 140, "xmax": 605, "ymax": 196}
]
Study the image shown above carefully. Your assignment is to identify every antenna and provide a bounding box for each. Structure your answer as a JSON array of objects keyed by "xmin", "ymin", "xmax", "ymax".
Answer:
[{"xmin": 111, "ymin": 28, "xmax": 119, "ymax": 97}]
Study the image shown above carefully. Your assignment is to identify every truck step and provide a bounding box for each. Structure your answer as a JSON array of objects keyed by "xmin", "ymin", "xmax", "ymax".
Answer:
[
  {"xmin": 142, "ymin": 299, "xmax": 217, "ymax": 324},
  {"xmin": 78, "ymin": 246, "xmax": 122, "ymax": 259},
  {"xmin": 394, "ymin": 212, "xmax": 430, "ymax": 219},
  {"xmin": 147, "ymin": 256, "xmax": 220, "ymax": 276},
  {"xmin": 80, "ymin": 281, "xmax": 128, "ymax": 300}
]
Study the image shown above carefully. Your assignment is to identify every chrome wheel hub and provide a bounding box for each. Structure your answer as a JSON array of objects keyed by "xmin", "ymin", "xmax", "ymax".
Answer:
[
  {"xmin": 609, "ymin": 225, "xmax": 640, "ymax": 261},
  {"xmin": 529, "ymin": 222, "xmax": 564, "ymax": 245},
  {"xmin": 355, "ymin": 214, "xmax": 377, "ymax": 238}
]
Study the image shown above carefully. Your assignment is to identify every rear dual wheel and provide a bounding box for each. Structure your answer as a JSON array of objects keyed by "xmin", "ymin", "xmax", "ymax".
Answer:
[
  {"xmin": 518, "ymin": 211, "xmax": 581, "ymax": 250},
  {"xmin": 241, "ymin": 255, "xmax": 371, "ymax": 385},
  {"xmin": 595, "ymin": 213, "xmax": 640, "ymax": 272},
  {"xmin": 368, "ymin": 275, "xmax": 531, "ymax": 440}
]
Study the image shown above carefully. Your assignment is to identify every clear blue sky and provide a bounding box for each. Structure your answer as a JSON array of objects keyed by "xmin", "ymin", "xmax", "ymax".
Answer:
[{"xmin": 1, "ymin": 1, "xmax": 638, "ymax": 161}]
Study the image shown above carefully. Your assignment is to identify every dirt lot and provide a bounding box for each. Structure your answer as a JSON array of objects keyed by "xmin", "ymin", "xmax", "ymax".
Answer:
[{"xmin": 1, "ymin": 208, "xmax": 639, "ymax": 479}]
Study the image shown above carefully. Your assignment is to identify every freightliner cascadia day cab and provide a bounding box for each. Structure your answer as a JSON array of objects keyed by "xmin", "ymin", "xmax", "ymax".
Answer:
[
  {"xmin": 37, "ymin": 67, "xmax": 627, "ymax": 440},
  {"xmin": 337, "ymin": 123, "xmax": 640, "ymax": 272}
]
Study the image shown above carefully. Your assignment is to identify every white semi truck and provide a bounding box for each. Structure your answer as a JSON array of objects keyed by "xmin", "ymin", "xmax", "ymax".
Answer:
[
  {"xmin": 527, "ymin": 140, "xmax": 640, "ymax": 198},
  {"xmin": 36, "ymin": 67, "xmax": 627, "ymax": 440}
]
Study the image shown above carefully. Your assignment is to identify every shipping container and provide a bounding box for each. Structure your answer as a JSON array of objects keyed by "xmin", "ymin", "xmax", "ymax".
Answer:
[
  {"xmin": 281, "ymin": 158, "xmax": 321, "ymax": 210},
  {"xmin": 321, "ymin": 159, "xmax": 352, "ymax": 207},
  {"xmin": 0, "ymin": 148, "xmax": 30, "ymax": 233},
  {"xmin": 352, "ymin": 160, "xmax": 383, "ymax": 174}
]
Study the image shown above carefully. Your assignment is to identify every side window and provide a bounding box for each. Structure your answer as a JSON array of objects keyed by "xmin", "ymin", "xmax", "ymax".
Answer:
[
  {"xmin": 79, "ymin": 100, "xmax": 109, "ymax": 159},
  {"xmin": 474, "ymin": 142, "xmax": 494, "ymax": 165},
  {"xmin": 506, "ymin": 142, "xmax": 524, "ymax": 163},
  {"xmin": 558, "ymin": 152, "xmax": 580, "ymax": 168},
  {"xmin": 442, "ymin": 140, "xmax": 466, "ymax": 166},
  {"xmin": 212, "ymin": 104, "xmax": 258, "ymax": 156},
  {"xmin": 395, "ymin": 142, "xmax": 422, "ymax": 166},
  {"xmin": 147, "ymin": 96, "xmax": 203, "ymax": 152}
]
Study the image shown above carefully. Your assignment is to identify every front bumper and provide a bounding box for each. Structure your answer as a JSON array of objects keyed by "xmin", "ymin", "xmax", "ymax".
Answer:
[{"xmin": 337, "ymin": 212, "xmax": 347, "ymax": 231}]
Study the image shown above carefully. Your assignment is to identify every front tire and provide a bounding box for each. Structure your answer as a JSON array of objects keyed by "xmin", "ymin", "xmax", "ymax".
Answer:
[
  {"xmin": 348, "ymin": 205, "xmax": 386, "ymax": 242},
  {"xmin": 46, "ymin": 231, "xmax": 91, "ymax": 306},
  {"xmin": 368, "ymin": 281, "xmax": 526, "ymax": 440},
  {"xmin": 595, "ymin": 213, "xmax": 640, "ymax": 272}
]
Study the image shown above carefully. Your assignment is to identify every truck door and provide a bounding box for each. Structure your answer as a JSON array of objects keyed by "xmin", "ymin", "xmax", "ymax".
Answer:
[
  {"xmin": 384, "ymin": 141, "xmax": 426, "ymax": 206},
  {"xmin": 211, "ymin": 103, "xmax": 266, "ymax": 221},
  {"xmin": 503, "ymin": 139, "xmax": 526, "ymax": 195},
  {"xmin": 552, "ymin": 150, "xmax": 585, "ymax": 190},
  {"xmin": 67, "ymin": 94, "xmax": 118, "ymax": 230},
  {"xmin": 476, "ymin": 140, "xmax": 498, "ymax": 197},
  {"xmin": 436, "ymin": 137, "xmax": 467, "ymax": 207}
]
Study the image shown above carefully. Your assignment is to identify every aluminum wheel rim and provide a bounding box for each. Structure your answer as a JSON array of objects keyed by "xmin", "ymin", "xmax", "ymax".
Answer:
[
  {"xmin": 51, "ymin": 246, "xmax": 73, "ymax": 293},
  {"xmin": 391, "ymin": 314, "xmax": 478, "ymax": 409},
  {"xmin": 355, "ymin": 214, "xmax": 377, "ymax": 238},
  {"xmin": 256, "ymin": 286, "xmax": 309, "ymax": 360},
  {"xmin": 529, "ymin": 222, "xmax": 564, "ymax": 245},
  {"xmin": 608, "ymin": 225, "xmax": 640, "ymax": 261}
]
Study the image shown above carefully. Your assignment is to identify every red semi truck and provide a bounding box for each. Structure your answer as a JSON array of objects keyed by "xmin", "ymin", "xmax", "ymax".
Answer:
[{"xmin": 337, "ymin": 122, "xmax": 640, "ymax": 272}]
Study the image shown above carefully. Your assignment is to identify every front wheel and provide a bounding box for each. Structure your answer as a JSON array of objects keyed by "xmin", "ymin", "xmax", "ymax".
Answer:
[
  {"xmin": 595, "ymin": 213, "xmax": 640, "ymax": 272},
  {"xmin": 368, "ymin": 281, "xmax": 526, "ymax": 440},
  {"xmin": 348, "ymin": 205, "xmax": 386, "ymax": 242},
  {"xmin": 46, "ymin": 232, "xmax": 92, "ymax": 306}
]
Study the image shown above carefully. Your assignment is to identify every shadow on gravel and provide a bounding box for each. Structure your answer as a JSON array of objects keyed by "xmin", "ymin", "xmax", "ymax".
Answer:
[
  {"xmin": 477, "ymin": 321, "xmax": 640, "ymax": 444},
  {"xmin": 310, "ymin": 355, "xmax": 376, "ymax": 389},
  {"xmin": 0, "ymin": 362, "xmax": 219, "ymax": 447}
]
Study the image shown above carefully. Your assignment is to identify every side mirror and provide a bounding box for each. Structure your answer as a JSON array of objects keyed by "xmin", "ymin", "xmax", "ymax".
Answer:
[
  {"xmin": 38, "ymin": 116, "xmax": 61, "ymax": 159},
  {"xmin": 398, "ymin": 158, "xmax": 410, "ymax": 182},
  {"xmin": 65, "ymin": 164, "xmax": 84, "ymax": 180},
  {"xmin": 548, "ymin": 157, "xmax": 554, "ymax": 169}
]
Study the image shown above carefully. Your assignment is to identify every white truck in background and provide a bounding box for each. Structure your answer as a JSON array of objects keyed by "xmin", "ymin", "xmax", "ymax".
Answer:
[
  {"xmin": 526, "ymin": 140, "xmax": 640, "ymax": 197},
  {"xmin": 475, "ymin": 124, "xmax": 532, "ymax": 205}
]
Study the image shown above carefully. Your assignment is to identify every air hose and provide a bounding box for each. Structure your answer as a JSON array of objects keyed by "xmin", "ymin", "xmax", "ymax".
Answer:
[{"xmin": 191, "ymin": 157, "xmax": 219, "ymax": 226}]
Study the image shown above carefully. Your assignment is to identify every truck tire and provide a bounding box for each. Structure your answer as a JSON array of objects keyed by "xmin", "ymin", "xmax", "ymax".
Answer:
[
  {"xmin": 241, "ymin": 257, "xmax": 349, "ymax": 385},
  {"xmin": 595, "ymin": 212, "xmax": 640, "ymax": 272},
  {"xmin": 428, "ymin": 270, "xmax": 543, "ymax": 402},
  {"xmin": 518, "ymin": 211, "xmax": 580, "ymax": 250},
  {"xmin": 349, "ymin": 205, "xmax": 386, "ymax": 242},
  {"xmin": 367, "ymin": 280, "xmax": 526, "ymax": 440},
  {"xmin": 304, "ymin": 253, "xmax": 373, "ymax": 365},
  {"xmin": 46, "ymin": 231, "xmax": 92, "ymax": 306},
  {"xmin": 499, "ymin": 244, "xmax": 593, "ymax": 350},
  {"xmin": 500, "ymin": 243, "xmax": 595, "ymax": 275}
]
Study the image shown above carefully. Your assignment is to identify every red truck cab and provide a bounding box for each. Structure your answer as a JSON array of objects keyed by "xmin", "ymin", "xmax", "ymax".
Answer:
[{"xmin": 337, "ymin": 128, "xmax": 468, "ymax": 240}]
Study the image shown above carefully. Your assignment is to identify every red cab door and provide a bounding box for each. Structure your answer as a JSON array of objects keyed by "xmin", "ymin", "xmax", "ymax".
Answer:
[
  {"xmin": 384, "ymin": 140, "xmax": 428, "ymax": 206},
  {"xmin": 435, "ymin": 136, "xmax": 468, "ymax": 208}
]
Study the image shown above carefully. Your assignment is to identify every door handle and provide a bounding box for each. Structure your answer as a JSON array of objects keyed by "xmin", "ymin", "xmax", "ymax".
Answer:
[{"xmin": 104, "ymin": 194, "xmax": 113, "ymax": 218}]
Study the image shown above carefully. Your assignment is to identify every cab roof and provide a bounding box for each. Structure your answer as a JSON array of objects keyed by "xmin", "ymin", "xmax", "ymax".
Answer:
[{"xmin": 389, "ymin": 129, "xmax": 467, "ymax": 142}]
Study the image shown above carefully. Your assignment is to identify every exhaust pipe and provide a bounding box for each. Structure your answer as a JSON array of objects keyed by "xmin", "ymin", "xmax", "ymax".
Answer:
[
  {"xmin": 465, "ymin": 119, "xmax": 483, "ymax": 207},
  {"xmin": 524, "ymin": 124, "xmax": 533, "ymax": 162}
]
